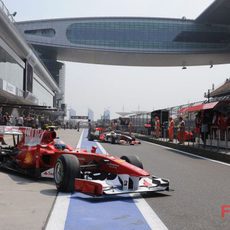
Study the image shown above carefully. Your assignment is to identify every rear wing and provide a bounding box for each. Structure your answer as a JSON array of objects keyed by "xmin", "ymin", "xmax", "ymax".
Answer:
[
  {"xmin": 0, "ymin": 126, "xmax": 47, "ymax": 146},
  {"xmin": 0, "ymin": 126, "xmax": 23, "ymax": 135}
]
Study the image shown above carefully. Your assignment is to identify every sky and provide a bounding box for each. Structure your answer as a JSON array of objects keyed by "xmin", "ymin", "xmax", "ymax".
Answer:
[{"xmin": 4, "ymin": 0, "xmax": 229, "ymax": 119}]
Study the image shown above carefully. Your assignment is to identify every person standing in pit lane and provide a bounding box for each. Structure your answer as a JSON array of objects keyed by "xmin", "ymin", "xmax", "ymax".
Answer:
[
  {"xmin": 154, "ymin": 116, "xmax": 161, "ymax": 138},
  {"xmin": 17, "ymin": 115, "xmax": 24, "ymax": 126},
  {"xmin": 177, "ymin": 116, "xmax": 185, "ymax": 144},
  {"xmin": 2, "ymin": 112, "xmax": 10, "ymax": 125},
  {"xmin": 128, "ymin": 120, "xmax": 133, "ymax": 136},
  {"xmin": 88, "ymin": 119, "xmax": 92, "ymax": 138},
  {"xmin": 77, "ymin": 121, "xmax": 80, "ymax": 131},
  {"xmin": 168, "ymin": 117, "xmax": 175, "ymax": 142}
]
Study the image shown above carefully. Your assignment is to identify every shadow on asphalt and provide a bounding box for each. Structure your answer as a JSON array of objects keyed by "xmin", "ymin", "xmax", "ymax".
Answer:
[
  {"xmin": 1, "ymin": 168, "xmax": 57, "ymax": 197},
  {"xmin": 164, "ymin": 148, "xmax": 205, "ymax": 160},
  {"xmin": 40, "ymin": 188, "xmax": 57, "ymax": 196},
  {"xmin": 71, "ymin": 194, "xmax": 135, "ymax": 203},
  {"xmin": 0, "ymin": 168, "xmax": 54, "ymax": 185},
  {"xmin": 71, "ymin": 191, "xmax": 171, "ymax": 203},
  {"xmin": 141, "ymin": 191, "xmax": 172, "ymax": 199}
]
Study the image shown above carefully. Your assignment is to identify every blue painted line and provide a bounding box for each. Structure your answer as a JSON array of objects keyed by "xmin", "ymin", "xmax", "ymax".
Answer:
[
  {"xmin": 64, "ymin": 129, "xmax": 151, "ymax": 230},
  {"xmin": 65, "ymin": 193, "xmax": 151, "ymax": 230},
  {"xmin": 79, "ymin": 129, "xmax": 103, "ymax": 154}
]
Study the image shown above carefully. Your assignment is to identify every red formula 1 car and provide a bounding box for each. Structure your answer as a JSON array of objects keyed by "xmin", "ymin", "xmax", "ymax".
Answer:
[
  {"xmin": 0, "ymin": 125, "xmax": 66, "ymax": 178},
  {"xmin": 0, "ymin": 126, "xmax": 169, "ymax": 196}
]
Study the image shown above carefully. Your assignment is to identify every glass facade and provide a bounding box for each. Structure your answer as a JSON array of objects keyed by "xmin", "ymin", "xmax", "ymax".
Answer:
[
  {"xmin": 66, "ymin": 18, "xmax": 230, "ymax": 53},
  {"xmin": 0, "ymin": 45, "xmax": 24, "ymax": 90},
  {"xmin": 25, "ymin": 28, "xmax": 55, "ymax": 37},
  {"xmin": 33, "ymin": 74, "xmax": 54, "ymax": 106}
]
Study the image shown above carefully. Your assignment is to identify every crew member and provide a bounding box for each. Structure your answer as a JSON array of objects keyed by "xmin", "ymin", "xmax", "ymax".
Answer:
[
  {"xmin": 154, "ymin": 116, "xmax": 160, "ymax": 138},
  {"xmin": 168, "ymin": 117, "xmax": 174, "ymax": 142},
  {"xmin": 128, "ymin": 121, "xmax": 133, "ymax": 136},
  {"xmin": 77, "ymin": 121, "xmax": 80, "ymax": 132},
  {"xmin": 88, "ymin": 119, "xmax": 92, "ymax": 138},
  {"xmin": 178, "ymin": 116, "xmax": 185, "ymax": 144}
]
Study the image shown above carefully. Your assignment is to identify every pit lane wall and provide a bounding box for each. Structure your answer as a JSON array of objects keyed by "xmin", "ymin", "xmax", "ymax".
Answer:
[{"xmin": 134, "ymin": 133, "xmax": 230, "ymax": 164}]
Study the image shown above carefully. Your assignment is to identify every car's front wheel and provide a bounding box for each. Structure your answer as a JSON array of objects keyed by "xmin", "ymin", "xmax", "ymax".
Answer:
[
  {"xmin": 119, "ymin": 155, "xmax": 144, "ymax": 188},
  {"xmin": 54, "ymin": 154, "xmax": 80, "ymax": 193},
  {"xmin": 120, "ymin": 155, "xmax": 143, "ymax": 169}
]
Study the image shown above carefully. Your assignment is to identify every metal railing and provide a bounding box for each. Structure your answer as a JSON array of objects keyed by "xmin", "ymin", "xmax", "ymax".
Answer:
[{"xmin": 132, "ymin": 125, "xmax": 230, "ymax": 153}]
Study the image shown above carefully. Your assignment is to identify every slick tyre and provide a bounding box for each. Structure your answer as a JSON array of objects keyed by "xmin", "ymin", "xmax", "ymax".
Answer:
[
  {"xmin": 120, "ymin": 155, "xmax": 143, "ymax": 169},
  {"xmin": 119, "ymin": 155, "xmax": 143, "ymax": 189},
  {"xmin": 88, "ymin": 134, "xmax": 94, "ymax": 141},
  {"xmin": 111, "ymin": 136, "xmax": 116, "ymax": 144},
  {"xmin": 54, "ymin": 154, "xmax": 80, "ymax": 193}
]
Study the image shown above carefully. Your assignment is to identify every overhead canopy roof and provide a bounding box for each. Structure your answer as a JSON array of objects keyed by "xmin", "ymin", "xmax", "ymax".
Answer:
[
  {"xmin": 209, "ymin": 79, "xmax": 230, "ymax": 97},
  {"xmin": 116, "ymin": 112, "xmax": 134, "ymax": 117},
  {"xmin": 179, "ymin": 101, "xmax": 219, "ymax": 113},
  {"xmin": 196, "ymin": 0, "xmax": 230, "ymax": 25}
]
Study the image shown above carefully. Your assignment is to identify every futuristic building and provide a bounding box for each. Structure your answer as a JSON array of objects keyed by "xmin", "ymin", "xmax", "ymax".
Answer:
[
  {"xmin": 17, "ymin": 0, "xmax": 230, "ymax": 68},
  {"xmin": 0, "ymin": 1, "xmax": 60, "ymax": 113},
  {"xmin": 1, "ymin": 0, "xmax": 230, "ymax": 118}
]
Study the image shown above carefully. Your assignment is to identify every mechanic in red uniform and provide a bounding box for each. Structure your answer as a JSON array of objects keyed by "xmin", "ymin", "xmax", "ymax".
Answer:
[
  {"xmin": 168, "ymin": 117, "xmax": 174, "ymax": 142},
  {"xmin": 177, "ymin": 116, "xmax": 185, "ymax": 144},
  {"xmin": 154, "ymin": 116, "xmax": 161, "ymax": 138}
]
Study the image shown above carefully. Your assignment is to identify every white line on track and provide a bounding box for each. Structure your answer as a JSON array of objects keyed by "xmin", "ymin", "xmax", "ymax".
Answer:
[
  {"xmin": 132, "ymin": 193, "xmax": 168, "ymax": 230},
  {"xmin": 95, "ymin": 140, "xmax": 108, "ymax": 154},
  {"xmin": 46, "ymin": 129, "xmax": 86, "ymax": 230},
  {"xmin": 45, "ymin": 193, "xmax": 71, "ymax": 230},
  {"xmin": 76, "ymin": 129, "xmax": 84, "ymax": 149},
  {"xmin": 142, "ymin": 140, "xmax": 230, "ymax": 167}
]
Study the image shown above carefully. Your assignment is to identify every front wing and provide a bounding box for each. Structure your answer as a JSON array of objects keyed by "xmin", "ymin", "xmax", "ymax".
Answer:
[{"xmin": 75, "ymin": 175, "xmax": 169, "ymax": 196}]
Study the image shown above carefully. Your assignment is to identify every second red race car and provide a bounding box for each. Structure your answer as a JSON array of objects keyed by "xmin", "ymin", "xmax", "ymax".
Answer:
[{"xmin": 0, "ymin": 126, "xmax": 169, "ymax": 196}]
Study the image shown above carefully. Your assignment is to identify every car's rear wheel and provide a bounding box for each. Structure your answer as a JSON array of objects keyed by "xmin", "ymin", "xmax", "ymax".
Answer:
[{"xmin": 54, "ymin": 154, "xmax": 80, "ymax": 193}]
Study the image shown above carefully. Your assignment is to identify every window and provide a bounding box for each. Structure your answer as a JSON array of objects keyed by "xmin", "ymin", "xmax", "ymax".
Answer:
[{"xmin": 24, "ymin": 28, "xmax": 55, "ymax": 37}]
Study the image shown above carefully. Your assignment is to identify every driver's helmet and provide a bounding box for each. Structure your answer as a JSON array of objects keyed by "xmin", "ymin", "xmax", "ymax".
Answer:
[{"xmin": 54, "ymin": 137, "xmax": 66, "ymax": 150}]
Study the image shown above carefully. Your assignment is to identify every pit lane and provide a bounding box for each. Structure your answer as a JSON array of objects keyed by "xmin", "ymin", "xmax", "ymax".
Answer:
[
  {"xmin": 1, "ymin": 129, "xmax": 230, "ymax": 230},
  {"xmin": 0, "ymin": 129, "xmax": 82, "ymax": 230},
  {"xmin": 100, "ymin": 137, "xmax": 230, "ymax": 230},
  {"xmin": 46, "ymin": 129, "xmax": 167, "ymax": 230},
  {"xmin": 48, "ymin": 129, "xmax": 230, "ymax": 230}
]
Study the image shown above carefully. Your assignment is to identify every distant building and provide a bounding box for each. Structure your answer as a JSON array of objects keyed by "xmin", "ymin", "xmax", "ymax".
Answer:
[
  {"xmin": 102, "ymin": 109, "xmax": 110, "ymax": 121},
  {"xmin": 68, "ymin": 108, "xmax": 76, "ymax": 119},
  {"xmin": 88, "ymin": 108, "xmax": 94, "ymax": 121}
]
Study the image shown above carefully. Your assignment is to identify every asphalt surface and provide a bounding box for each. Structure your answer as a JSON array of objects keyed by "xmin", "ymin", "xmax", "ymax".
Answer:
[
  {"xmin": 0, "ymin": 129, "xmax": 81, "ymax": 230},
  {"xmin": 100, "ymin": 140, "xmax": 230, "ymax": 230},
  {"xmin": 1, "ymin": 129, "xmax": 230, "ymax": 230}
]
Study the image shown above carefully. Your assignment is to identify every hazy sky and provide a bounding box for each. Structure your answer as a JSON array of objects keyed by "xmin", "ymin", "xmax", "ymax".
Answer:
[{"xmin": 4, "ymin": 0, "xmax": 229, "ymax": 119}]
